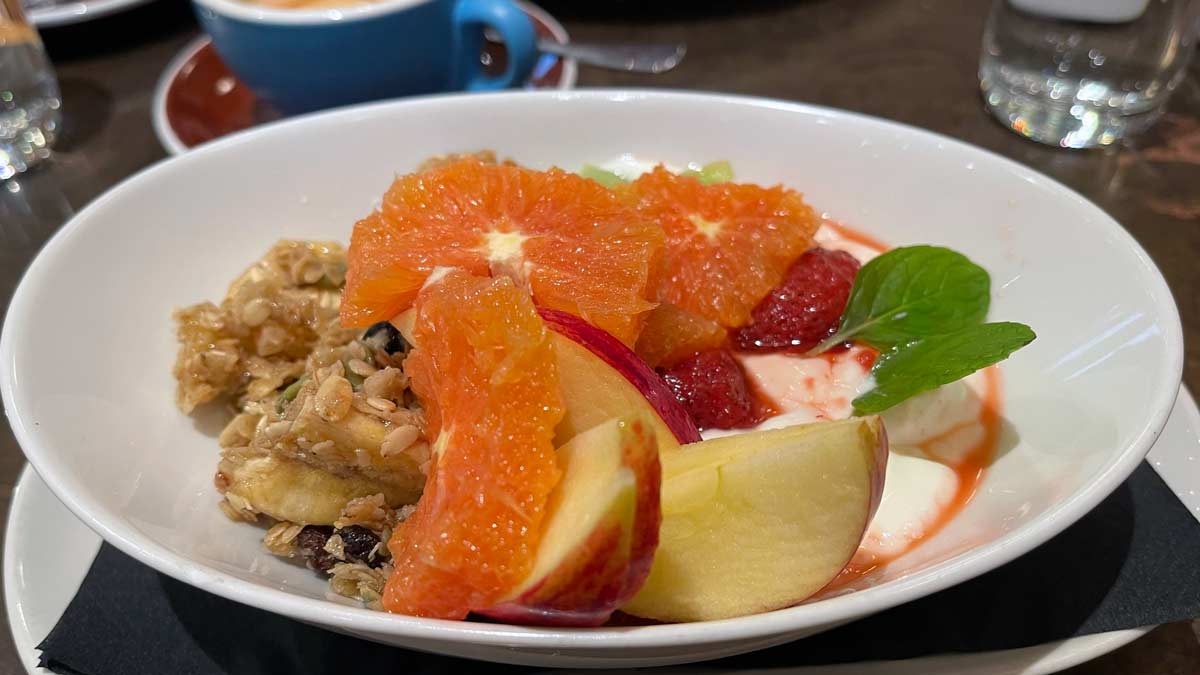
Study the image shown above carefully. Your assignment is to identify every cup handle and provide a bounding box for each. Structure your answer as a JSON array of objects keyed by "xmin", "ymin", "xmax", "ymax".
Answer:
[{"xmin": 453, "ymin": 0, "xmax": 537, "ymax": 91}]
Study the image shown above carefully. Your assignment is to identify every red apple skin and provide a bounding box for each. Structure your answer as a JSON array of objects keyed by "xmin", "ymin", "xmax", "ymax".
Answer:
[
  {"xmin": 480, "ymin": 519, "xmax": 628, "ymax": 626},
  {"xmin": 479, "ymin": 418, "xmax": 662, "ymax": 627},
  {"xmin": 866, "ymin": 421, "xmax": 889, "ymax": 524},
  {"xmin": 620, "ymin": 416, "xmax": 662, "ymax": 602},
  {"xmin": 813, "ymin": 417, "xmax": 890, "ymax": 599},
  {"xmin": 539, "ymin": 307, "xmax": 702, "ymax": 445}
]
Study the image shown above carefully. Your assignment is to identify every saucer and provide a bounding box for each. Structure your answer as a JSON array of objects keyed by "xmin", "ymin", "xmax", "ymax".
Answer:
[{"xmin": 152, "ymin": 1, "xmax": 576, "ymax": 155}]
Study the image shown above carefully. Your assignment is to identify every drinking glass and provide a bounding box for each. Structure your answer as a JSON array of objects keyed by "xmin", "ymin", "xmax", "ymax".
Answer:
[
  {"xmin": 981, "ymin": 0, "xmax": 1200, "ymax": 148},
  {"xmin": 0, "ymin": 0, "xmax": 59, "ymax": 179}
]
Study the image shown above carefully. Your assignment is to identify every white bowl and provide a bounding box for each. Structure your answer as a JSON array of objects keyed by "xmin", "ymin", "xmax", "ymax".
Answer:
[{"xmin": 0, "ymin": 91, "xmax": 1183, "ymax": 668}]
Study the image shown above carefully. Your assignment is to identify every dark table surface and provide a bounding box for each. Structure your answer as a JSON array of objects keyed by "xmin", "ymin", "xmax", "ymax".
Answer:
[{"xmin": 2, "ymin": 0, "xmax": 1199, "ymax": 672}]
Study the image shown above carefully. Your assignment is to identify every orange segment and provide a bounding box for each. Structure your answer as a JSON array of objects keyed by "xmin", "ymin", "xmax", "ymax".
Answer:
[
  {"xmin": 342, "ymin": 158, "xmax": 663, "ymax": 346},
  {"xmin": 628, "ymin": 166, "xmax": 818, "ymax": 329},
  {"xmin": 635, "ymin": 303, "xmax": 728, "ymax": 368},
  {"xmin": 382, "ymin": 270, "xmax": 565, "ymax": 619}
]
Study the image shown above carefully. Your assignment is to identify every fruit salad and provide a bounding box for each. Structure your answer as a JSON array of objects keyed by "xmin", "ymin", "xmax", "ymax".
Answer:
[{"xmin": 172, "ymin": 154, "xmax": 1034, "ymax": 624}]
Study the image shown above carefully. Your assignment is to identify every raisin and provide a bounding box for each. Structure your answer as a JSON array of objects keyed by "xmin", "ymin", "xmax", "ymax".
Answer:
[
  {"xmin": 338, "ymin": 525, "xmax": 381, "ymax": 562},
  {"xmin": 362, "ymin": 321, "xmax": 408, "ymax": 355},
  {"xmin": 296, "ymin": 525, "xmax": 337, "ymax": 573}
]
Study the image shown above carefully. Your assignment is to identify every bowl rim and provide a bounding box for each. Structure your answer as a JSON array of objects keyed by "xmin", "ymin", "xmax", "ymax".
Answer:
[
  {"xmin": 1, "ymin": 89, "xmax": 1184, "ymax": 649},
  {"xmin": 193, "ymin": 0, "xmax": 454, "ymax": 28}
]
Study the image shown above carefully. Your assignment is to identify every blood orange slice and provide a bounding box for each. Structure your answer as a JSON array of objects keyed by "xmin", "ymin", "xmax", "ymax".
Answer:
[
  {"xmin": 634, "ymin": 303, "xmax": 728, "ymax": 368},
  {"xmin": 628, "ymin": 166, "xmax": 818, "ymax": 329},
  {"xmin": 342, "ymin": 158, "xmax": 663, "ymax": 347},
  {"xmin": 382, "ymin": 270, "xmax": 565, "ymax": 619}
]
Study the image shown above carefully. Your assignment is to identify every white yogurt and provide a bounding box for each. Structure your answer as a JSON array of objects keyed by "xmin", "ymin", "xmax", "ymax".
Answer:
[
  {"xmin": 597, "ymin": 155, "xmax": 680, "ymax": 180},
  {"xmin": 882, "ymin": 375, "xmax": 988, "ymax": 465},
  {"xmin": 813, "ymin": 223, "xmax": 883, "ymax": 264},
  {"xmin": 742, "ymin": 346, "xmax": 876, "ymax": 422},
  {"xmin": 859, "ymin": 448, "xmax": 960, "ymax": 559}
]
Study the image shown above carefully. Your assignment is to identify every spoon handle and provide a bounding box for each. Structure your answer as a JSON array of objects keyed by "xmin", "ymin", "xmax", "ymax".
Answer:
[{"xmin": 537, "ymin": 40, "xmax": 687, "ymax": 74}]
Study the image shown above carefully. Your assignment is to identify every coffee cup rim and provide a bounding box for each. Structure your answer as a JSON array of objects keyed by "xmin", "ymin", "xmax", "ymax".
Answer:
[{"xmin": 194, "ymin": 0, "xmax": 433, "ymax": 26}]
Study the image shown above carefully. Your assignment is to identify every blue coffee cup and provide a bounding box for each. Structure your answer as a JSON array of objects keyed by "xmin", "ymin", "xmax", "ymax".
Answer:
[{"xmin": 192, "ymin": 0, "xmax": 538, "ymax": 114}]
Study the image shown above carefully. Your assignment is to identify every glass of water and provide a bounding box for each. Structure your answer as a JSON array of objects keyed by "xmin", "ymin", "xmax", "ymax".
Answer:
[
  {"xmin": 0, "ymin": 0, "xmax": 59, "ymax": 179},
  {"xmin": 981, "ymin": 0, "xmax": 1200, "ymax": 148}
]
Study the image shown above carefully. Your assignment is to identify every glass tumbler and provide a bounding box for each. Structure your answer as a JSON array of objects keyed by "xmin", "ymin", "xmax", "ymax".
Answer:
[
  {"xmin": 0, "ymin": 0, "xmax": 59, "ymax": 179},
  {"xmin": 981, "ymin": 0, "xmax": 1200, "ymax": 148}
]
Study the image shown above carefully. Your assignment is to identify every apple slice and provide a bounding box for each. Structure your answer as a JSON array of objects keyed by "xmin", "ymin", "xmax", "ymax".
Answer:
[
  {"xmin": 479, "ymin": 415, "xmax": 662, "ymax": 626},
  {"xmin": 538, "ymin": 307, "xmax": 701, "ymax": 445},
  {"xmin": 621, "ymin": 416, "xmax": 888, "ymax": 622}
]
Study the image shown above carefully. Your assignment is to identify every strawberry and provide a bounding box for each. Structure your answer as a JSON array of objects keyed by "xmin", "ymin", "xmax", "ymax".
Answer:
[
  {"xmin": 658, "ymin": 349, "xmax": 757, "ymax": 430},
  {"xmin": 733, "ymin": 248, "xmax": 860, "ymax": 353}
]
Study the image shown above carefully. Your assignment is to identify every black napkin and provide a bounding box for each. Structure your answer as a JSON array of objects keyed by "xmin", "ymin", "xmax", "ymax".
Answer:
[{"xmin": 38, "ymin": 462, "xmax": 1200, "ymax": 675}]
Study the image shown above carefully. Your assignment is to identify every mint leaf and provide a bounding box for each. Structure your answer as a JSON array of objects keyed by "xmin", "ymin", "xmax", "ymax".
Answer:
[
  {"xmin": 580, "ymin": 164, "xmax": 626, "ymax": 188},
  {"xmin": 817, "ymin": 246, "xmax": 991, "ymax": 353},
  {"xmin": 852, "ymin": 322, "xmax": 1036, "ymax": 414},
  {"xmin": 812, "ymin": 245, "xmax": 1033, "ymax": 413},
  {"xmin": 681, "ymin": 160, "xmax": 734, "ymax": 184}
]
